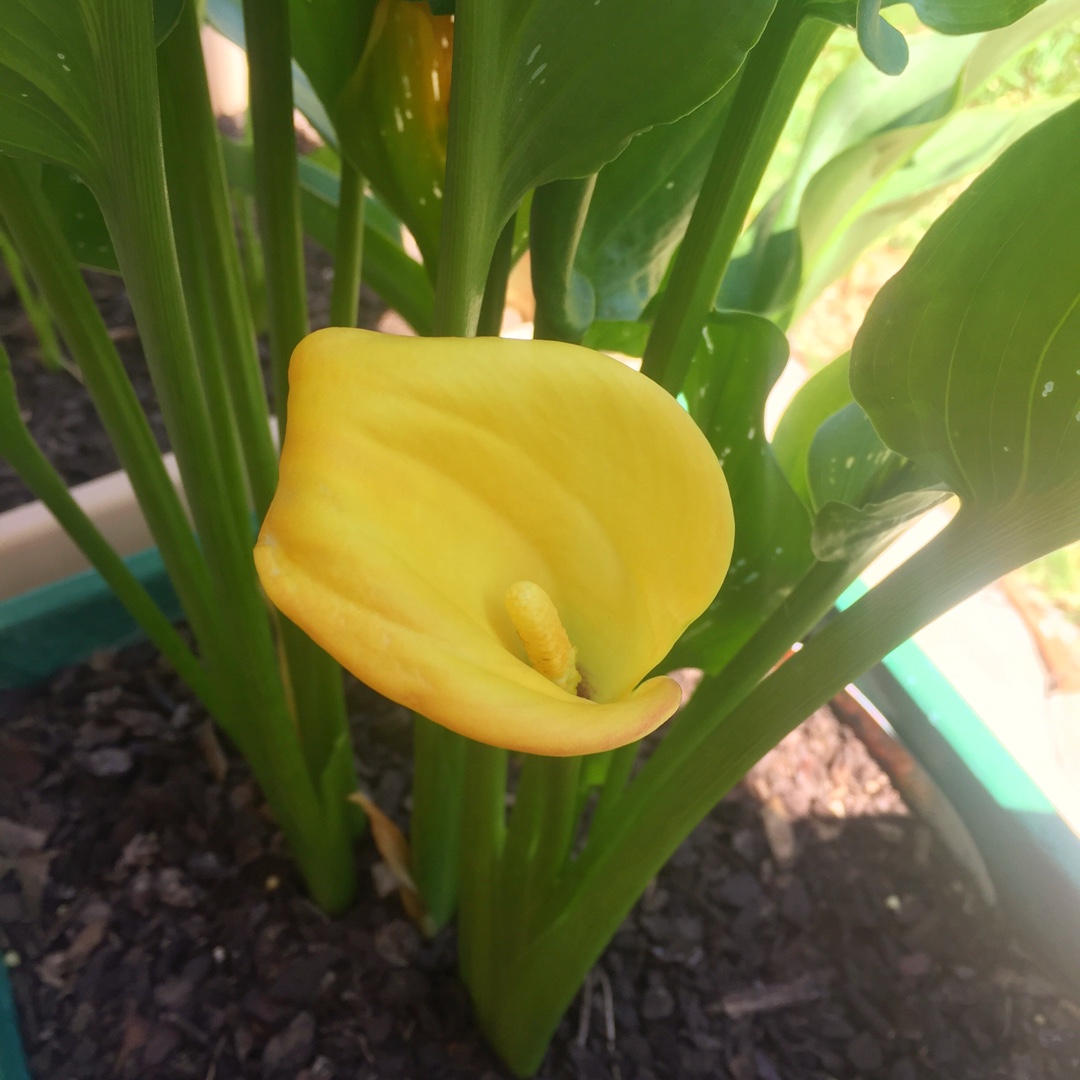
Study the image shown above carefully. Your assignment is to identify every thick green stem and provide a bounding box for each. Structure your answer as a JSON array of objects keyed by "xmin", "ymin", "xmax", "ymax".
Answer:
[
  {"xmin": 329, "ymin": 160, "xmax": 366, "ymax": 328},
  {"xmin": 241, "ymin": 0, "xmax": 353, "ymax": 791},
  {"xmin": 479, "ymin": 495, "xmax": 1080, "ymax": 1073},
  {"xmin": 476, "ymin": 215, "xmax": 516, "ymax": 337},
  {"xmin": 530, "ymin": 175, "xmax": 598, "ymax": 344},
  {"xmin": 410, "ymin": 716, "xmax": 467, "ymax": 928},
  {"xmin": 432, "ymin": 0, "xmax": 505, "ymax": 336},
  {"xmin": 584, "ymin": 740, "xmax": 639, "ymax": 843},
  {"xmin": 641, "ymin": 12, "xmax": 832, "ymax": 392},
  {"xmin": 90, "ymin": 0, "xmax": 355, "ymax": 912},
  {"xmin": 0, "ymin": 161, "xmax": 219, "ymax": 664},
  {"xmin": 0, "ymin": 227, "xmax": 64, "ymax": 372},
  {"xmin": 242, "ymin": 0, "xmax": 308, "ymax": 429},
  {"xmin": 457, "ymin": 740, "xmax": 508, "ymax": 1024},
  {"xmin": 499, "ymin": 754, "xmax": 582, "ymax": 957},
  {"xmin": 0, "ymin": 345, "xmax": 214, "ymax": 711},
  {"xmin": 157, "ymin": 3, "xmax": 278, "ymax": 517}
]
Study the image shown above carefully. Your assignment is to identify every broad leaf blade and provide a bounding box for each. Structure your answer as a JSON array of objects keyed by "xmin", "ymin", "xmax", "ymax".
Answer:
[
  {"xmin": 851, "ymin": 100, "xmax": 1080, "ymax": 507},
  {"xmin": 666, "ymin": 313, "xmax": 814, "ymax": 674},
  {"xmin": 575, "ymin": 85, "xmax": 735, "ymax": 322}
]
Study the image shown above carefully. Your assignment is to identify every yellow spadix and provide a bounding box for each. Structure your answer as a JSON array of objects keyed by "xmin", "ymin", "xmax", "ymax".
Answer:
[{"xmin": 255, "ymin": 329, "xmax": 734, "ymax": 756}]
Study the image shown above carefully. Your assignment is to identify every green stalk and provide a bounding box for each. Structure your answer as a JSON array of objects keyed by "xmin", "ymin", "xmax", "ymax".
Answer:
[
  {"xmin": 530, "ymin": 175, "xmax": 598, "ymax": 344},
  {"xmin": 584, "ymin": 740, "xmax": 639, "ymax": 842},
  {"xmin": 0, "ymin": 227, "xmax": 64, "ymax": 372},
  {"xmin": 329, "ymin": 160, "xmax": 366, "ymax": 328},
  {"xmin": 476, "ymin": 215, "xmax": 516, "ymax": 338},
  {"xmin": 499, "ymin": 754, "xmax": 582, "ymax": 952},
  {"xmin": 90, "ymin": 0, "xmax": 355, "ymax": 912},
  {"xmin": 0, "ymin": 344, "xmax": 214, "ymax": 712},
  {"xmin": 157, "ymin": 3, "xmax": 279, "ymax": 517},
  {"xmin": 479, "ymin": 495, "xmax": 1080, "ymax": 1073},
  {"xmin": 240, "ymin": 0, "xmax": 352, "ymax": 792},
  {"xmin": 0, "ymin": 161, "xmax": 219, "ymax": 665},
  {"xmin": 410, "ymin": 716, "xmax": 467, "ymax": 929},
  {"xmin": 457, "ymin": 740, "xmax": 508, "ymax": 1024},
  {"xmin": 242, "ymin": 0, "xmax": 308, "ymax": 431},
  {"xmin": 411, "ymin": 0, "xmax": 509, "ymax": 925},
  {"xmin": 640, "ymin": 12, "xmax": 833, "ymax": 393},
  {"xmin": 431, "ymin": 0, "xmax": 505, "ymax": 337}
]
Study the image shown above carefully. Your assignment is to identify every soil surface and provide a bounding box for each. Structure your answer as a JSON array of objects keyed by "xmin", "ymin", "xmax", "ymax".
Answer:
[
  {"xmin": 0, "ymin": 247, "xmax": 384, "ymax": 513},
  {"xmin": 1, "ymin": 649, "xmax": 1078, "ymax": 1080}
]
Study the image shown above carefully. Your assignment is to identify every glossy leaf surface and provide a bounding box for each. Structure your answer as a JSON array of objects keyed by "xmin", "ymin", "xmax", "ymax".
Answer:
[
  {"xmin": 338, "ymin": 0, "xmax": 453, "ymax": 269},
  {"xmin": 575, "ymin": 86, "xmax": 735, "ymax": 322},
  {"xmin": 666, "ymin": 313, "xmax": 814, "ymax": 674},
  {"xmin": 852, "ymin": 100, "xmax": 1080, "ymax": 508}
]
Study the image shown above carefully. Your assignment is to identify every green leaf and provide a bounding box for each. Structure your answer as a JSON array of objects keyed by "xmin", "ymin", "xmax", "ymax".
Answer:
[
  {"xmin": 39, "ymin": 165, "xmax": 118, "ymax": 273},
  {"xmin": 287, "ymin": 0, "xmax": 378, "ymax": 123},
  {"xmin": 743, "ymin": 0, "xmax": 1080, "ymax": 321},
  {"xmin": 771, "ymin": 351, "xmax": 852, "ymax": 507},
  {"xmin": 337, "ymin": 0, "xmax": 453, "ymax": 271},
  {"xmin": 575, "ymin": 85, "xmax": 735, "ymax": 322},
  {"xmin": 915, "ymin": 0, "xmax": 1049, "ymax": 34},
  {"xmin": 665, "ymin": 313, "xmax": 814, "ymax": 674},
  {"xmin": 851, "ymin": 99, "xmax": 1080, "ymax": 511},
  {"xmin": 154, "ymin": 0, "xmax": 186, "ymax": 43},
  {"xmin": 806, "ymin": 402, "xmax": 946, "ymax": 560},
  {"xmin": 581, "ymin": 320, "xmax": 651, "ymax": 358},
  {"xmin": 794, "ymin": 97, "xmax": 1073, "ymax": 309},
  {"xmin": 856, "ymin": 0, "xmax": 910, "ymax": 74}
]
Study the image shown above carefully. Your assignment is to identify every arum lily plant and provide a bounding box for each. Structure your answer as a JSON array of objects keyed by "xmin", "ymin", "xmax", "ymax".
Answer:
[{"xmin": 0, "ymin": 0, "xmax": 1078, "ymax": 1073}]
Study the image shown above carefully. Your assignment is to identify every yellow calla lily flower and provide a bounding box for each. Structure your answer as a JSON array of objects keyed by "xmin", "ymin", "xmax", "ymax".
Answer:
[{"xmin": 255, "ymin": 329, "xmax": 733, "ymax": 756}]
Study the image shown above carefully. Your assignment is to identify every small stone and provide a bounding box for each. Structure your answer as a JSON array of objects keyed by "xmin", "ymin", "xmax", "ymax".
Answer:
[
  {"xmin": 156, "ymin": 867, "xmax": 200, "ymax": 908},
  {"xmin": 262, "ymin": 1011, "xmax": 315, "ymax": 1075},
  {"xmin": 142, "ymin": 1022, "xmax": 181, "ymax": 1067},
  {"xmin": 717, "ymin": 871, "xmax": 761, "ymax": 909},
  {"xmin": 373, "ymin": 920, "xmax": 421, "ymax": 968},
  {"xmin": 847, "ymin": 1031, "xmax": 884, "ymax": 1072},
  {"xmin": 83, "ymin": 747, "xmax": 133, "ymax": 778},
  {"xmin": 154, "ymin": 976, "xmax": 193, "ymax": 1010},
  {"xmin": 641, "ymin": 982, "xmax": 675, "ymax": 1020},
  {"xmin": 898, "ymin": 952, "xmax": 933, "ymax": 978}
]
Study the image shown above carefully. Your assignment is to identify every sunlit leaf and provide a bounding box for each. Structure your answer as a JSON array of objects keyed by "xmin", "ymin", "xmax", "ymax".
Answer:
[
  {"xmin": 665, "ymin": 313, "xmax": 814, "ymax": 674},
  {"xmin": 852, "ymin": 100, "xmax": 1080, "ymax": 516}
]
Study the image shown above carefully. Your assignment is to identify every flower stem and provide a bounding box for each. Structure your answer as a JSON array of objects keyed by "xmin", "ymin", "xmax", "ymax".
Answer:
[
  {"xmin": 329, "ymin": 160, "xmax": 367, "ymax": 328},
  {"xmin": 641, "ymin": 12, "xmax": 832, "ymax": 393}
]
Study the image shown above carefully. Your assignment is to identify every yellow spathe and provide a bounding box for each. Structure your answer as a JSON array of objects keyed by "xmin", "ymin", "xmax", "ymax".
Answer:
[{"xmin": 255, "ymin": 328, "xmax": 734, "ymax": 756}]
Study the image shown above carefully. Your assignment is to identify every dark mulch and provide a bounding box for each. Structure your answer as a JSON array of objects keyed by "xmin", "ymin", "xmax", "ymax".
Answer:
[
  {"xmin": 0, "ymin": 647, "xmax": 1077, "ymax": 1080},
  {"xmin": 0, "ymin": 245, "xmax": 384, "ymax": 513}
]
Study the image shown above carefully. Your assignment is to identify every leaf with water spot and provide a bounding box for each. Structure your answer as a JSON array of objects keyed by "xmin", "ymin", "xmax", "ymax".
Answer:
[
  {"xmin": 665, "ymin": 313, "xmax": 814, "ymax": 675},
  {"xmin": 852, "ymin": 100, "xmax": 1080, "ymax": 517}
]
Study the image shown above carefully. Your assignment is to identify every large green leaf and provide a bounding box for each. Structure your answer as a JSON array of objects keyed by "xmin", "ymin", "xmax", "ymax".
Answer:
[
  {"xmin": 665, "ymin": 313, "xmax": 814, "ymax": 674},
  {"xmin": 851, "ymin": 100, "xmax": 1080, "ymax": 513},
  {"xmin": 794, "ymin": 96, "xmax": 1071, "ymax": 311},
  {"xmin": 0, "ymin": 2, "xmax": 102, "ymax": 182},
  {"xmin": 446, "ymin": 0, "xmax": 776, "ymax": 282},
  {"xmin": 575, "ymin": 86, "xmax": 736, "ymax": 322},
  {"xmin": 725, "ymin": 0, "xmax": 1079, "ymax": 322}
]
